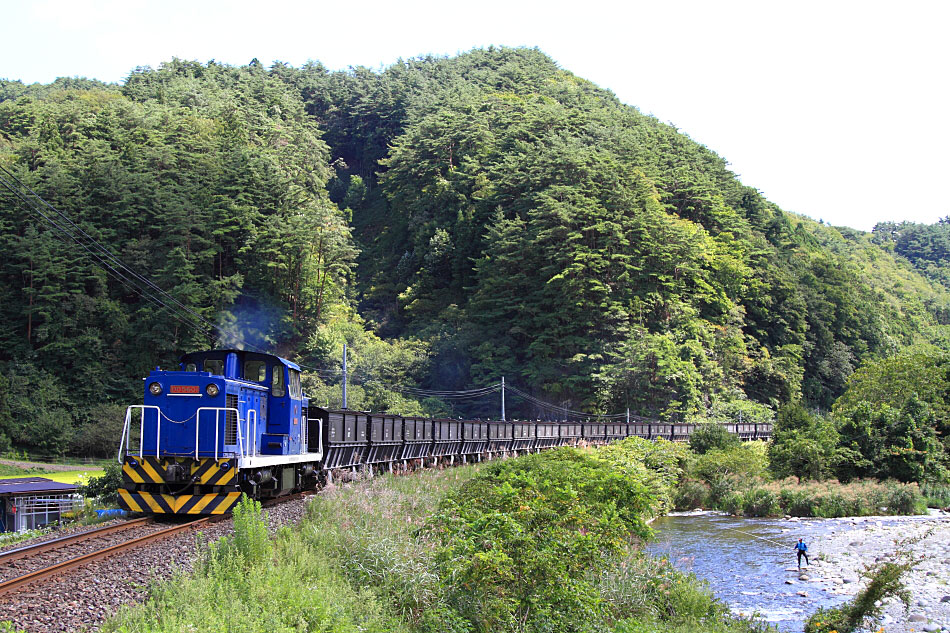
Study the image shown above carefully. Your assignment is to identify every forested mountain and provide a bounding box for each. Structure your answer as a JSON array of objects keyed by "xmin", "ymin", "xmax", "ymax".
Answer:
[
  {"xmin": 1, "ymin": 48, "xmax": 948, "ymax": 454},
  {"xmin": 872, "ymin": 218, "xmax": 950, "ymax": 289}
]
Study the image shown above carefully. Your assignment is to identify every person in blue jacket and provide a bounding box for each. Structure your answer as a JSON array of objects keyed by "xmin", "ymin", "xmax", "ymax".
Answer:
[{"xmin": 795, "ymin": 538, "xmax": 809, "ymax": 568}]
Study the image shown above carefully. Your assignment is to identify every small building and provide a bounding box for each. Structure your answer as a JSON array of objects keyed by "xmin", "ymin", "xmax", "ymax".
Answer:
[{"xmin": 0, "ymin": 477, "xmax": 81, "ymax": 533}]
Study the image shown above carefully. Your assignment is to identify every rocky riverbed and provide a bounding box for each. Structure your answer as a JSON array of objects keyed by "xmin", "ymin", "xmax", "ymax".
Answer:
[
  {"xmin": 805, "ymin": 513, "xmax": 950, "ymax": 632},
  {"xmin": 648, "ymin": 511, "xmax": 950, "ymax": 632}
]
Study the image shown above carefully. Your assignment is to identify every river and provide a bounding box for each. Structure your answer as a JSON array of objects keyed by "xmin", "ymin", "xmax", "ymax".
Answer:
[{"xmin": 645, "ymin": 512, "xmax": 851, "ymax": 631}]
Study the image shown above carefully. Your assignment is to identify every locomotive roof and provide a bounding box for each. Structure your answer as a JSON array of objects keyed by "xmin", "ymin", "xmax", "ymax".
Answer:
[{"xmin": 180, "ymin": 349, "xmax": 301, "ymax": 372}]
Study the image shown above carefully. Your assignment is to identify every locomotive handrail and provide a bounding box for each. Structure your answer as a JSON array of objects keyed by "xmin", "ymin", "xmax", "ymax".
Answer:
[
  {"xmin": 116, "ymin": 405, "xmax": 161, "ymax": 463},
  {"xmin": 195, "ymin": 407, "xmax": 240, "ymax": 460},
  {"xmin": 241, "ymin": 410, "xmax": 258, "ymax": 458},
  {"xmin": 316, "ymin": 413, "xmax": 323, "ymax": 460}
]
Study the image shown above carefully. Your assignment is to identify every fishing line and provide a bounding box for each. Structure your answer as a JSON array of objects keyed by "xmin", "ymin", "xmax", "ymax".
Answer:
[{"xmin": 719, "ymin": 525, "xmax": 793, "ymax": 548}]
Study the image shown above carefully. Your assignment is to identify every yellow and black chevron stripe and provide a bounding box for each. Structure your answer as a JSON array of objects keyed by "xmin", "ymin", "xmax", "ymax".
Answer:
[
  {"xmin": 122, "ymin": 457, "xmax": 236, "ymax": 486},
  {"xmin": 190, "ymin": 459, "xmax": 237, "ymax": 485},
  {"xmin": 118, "ymin": 489, "xmax": 242, "ymax": 515}
]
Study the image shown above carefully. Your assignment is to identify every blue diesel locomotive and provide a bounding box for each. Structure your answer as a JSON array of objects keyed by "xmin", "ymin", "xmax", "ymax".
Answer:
[{"xmin": 117, "ymin": 349, "xmax": 321, "ymax": 515}]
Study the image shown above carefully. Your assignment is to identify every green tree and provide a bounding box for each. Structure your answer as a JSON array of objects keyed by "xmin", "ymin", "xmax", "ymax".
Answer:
[{"xmin": 768, "ymin": 403, "xmax": 841, "ymax": 481}]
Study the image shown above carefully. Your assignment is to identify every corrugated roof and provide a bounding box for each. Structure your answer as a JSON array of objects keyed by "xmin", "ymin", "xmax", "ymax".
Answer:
[{"xmin": 0, "ymin": 477, "xmax": 79, "ymax": 495}]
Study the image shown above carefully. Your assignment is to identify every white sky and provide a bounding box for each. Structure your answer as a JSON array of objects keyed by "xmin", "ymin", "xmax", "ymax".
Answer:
[{"xmin": 2, "ymin": 0, "xmax": 947, "ymax": 231}]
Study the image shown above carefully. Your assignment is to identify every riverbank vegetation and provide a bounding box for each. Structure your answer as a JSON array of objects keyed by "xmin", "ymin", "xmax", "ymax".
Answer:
[
  {"xmin": 669, "ymin": 344, "xmax": 950, "ymax": 517},
  {"xmin": 674, "ymin": 423, "xmax": 934, "ymax": 518},
  {"xmin": 101, "ymin": 442, "xmax": 773, "ymax": 633}
]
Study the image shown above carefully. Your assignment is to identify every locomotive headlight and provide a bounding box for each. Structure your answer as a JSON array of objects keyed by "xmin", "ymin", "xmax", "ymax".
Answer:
[
  {"xmin": 148, "ymin": 382, "xmax": 163, "ymax": 396},
  {"xmin": 205, "ymin": 383, "xmax": 220, "ymax": 397}
]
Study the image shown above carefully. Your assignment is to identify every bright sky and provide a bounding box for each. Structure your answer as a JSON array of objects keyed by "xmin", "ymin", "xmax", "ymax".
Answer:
[{"xmin": 2, "ymin": 0, "xmax": 947, "ymax": 231}]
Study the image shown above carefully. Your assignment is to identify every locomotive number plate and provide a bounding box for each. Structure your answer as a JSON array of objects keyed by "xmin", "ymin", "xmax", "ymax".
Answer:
[{"xmin": 170, "ymin": 385, "xmax": 200, "ymax": 394}]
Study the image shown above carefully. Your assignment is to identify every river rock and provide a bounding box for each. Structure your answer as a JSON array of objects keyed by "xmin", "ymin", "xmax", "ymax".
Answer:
[
  {"xmin": 797, "ymin": 591, "xmax": 808, "ymax": 597},
  {"xmin": 941, "ymin": 595, "xmax": 950, "ymax": 603},
  {"xmin": 909, "ymin": 614, "xmax": 928, "ymax": 622}
]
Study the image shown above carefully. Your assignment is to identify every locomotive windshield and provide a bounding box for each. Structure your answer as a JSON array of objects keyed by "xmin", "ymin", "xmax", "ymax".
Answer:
[
  {"xmin": 204, "ymin": 359, "xmax": 224, "ymax": 375},
  {"xmin": 244, "ymin": 360, "xmax": 266, "ymax": 382}
]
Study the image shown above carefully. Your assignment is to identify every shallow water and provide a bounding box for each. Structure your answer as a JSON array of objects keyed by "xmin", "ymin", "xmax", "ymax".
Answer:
[{"xmin": 645, "ymin": 512, "xmax": 849, "ymax": 632}]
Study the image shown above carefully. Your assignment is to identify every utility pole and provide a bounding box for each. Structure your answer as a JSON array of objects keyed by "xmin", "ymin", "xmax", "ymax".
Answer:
[
  {"xmin": 626, "ymin": 408, "xmax": 630, "ymax": 424},
  {"xmin": 342, "ymin": 343, "xmax": 348, "ymax": 409},
  {"xmin": 501, "ymin": 376, "xmax": 506, "ymax": 421}
]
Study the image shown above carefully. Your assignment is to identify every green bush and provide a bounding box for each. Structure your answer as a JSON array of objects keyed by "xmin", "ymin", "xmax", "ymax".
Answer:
[
  {"xmin": 599, "ymin": 554, "xmax": 724, "ymax": 621},
  {"xmin": 672, "ymin": 480, "xmax": 710, "ymax": 510},
  {"xmin": 426, "ymin": 449, "xmax": 660, "ymax": 633},
  {"xmin": 602, "ymin": 554, "xmax": 775, "ymax": 632},
  {"xmin": 78, "ymin": 462, "xmax": 123, "ymax": 505},
  {"xmin": 740, "ymin": 489, "xmax": 780, "ymax": 517},
  {"xmin": 720, "ymin": 492, "xmax": 744, "ymax": 516},
  {"xmin": 598, "ymin": 437, "xmax": 689, "ymax": 514},
  {"xmin": 691, "ymin": 444, "xmax": 769, "ymax": 484},
  {"xmin": 920, "ymin": 482, "xmax": 950, "ymax": 508},
  {"xmin": 768, "ymin": 403, "xmax": 841, "ymax": 481},
  {"xmin": 689, "ymin": 423, "xmax": 739, "ymax": 455}
]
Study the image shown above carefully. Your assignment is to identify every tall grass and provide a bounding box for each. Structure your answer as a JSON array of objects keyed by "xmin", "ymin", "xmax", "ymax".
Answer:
[
  {"xmin": 301, "ymin": 466, "xmax": 482, "ymax": 628},
  {"xmin": 920, "ymin": 482, "xmax": 950, "ymax": 508},
  {"xmin": 675, "ymin": 475, "xmax": 928, "ymax": 518},
  {"xmin": 102, "ymin": 494, "xmax": 409, "ymax": 633}
]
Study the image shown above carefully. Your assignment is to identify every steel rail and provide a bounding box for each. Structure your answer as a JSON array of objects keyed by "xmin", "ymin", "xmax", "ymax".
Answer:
[
  {"xmin": 0, "ymin": 517, "xmax": 210, "ymax": 597},
  {"xmin": 0, "ymin": 517, "xmax": 154, "ymax": 565}
]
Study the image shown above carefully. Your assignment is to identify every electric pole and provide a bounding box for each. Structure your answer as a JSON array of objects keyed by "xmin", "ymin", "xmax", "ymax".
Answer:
[
  {"xmin": 342, "ymin": 343, "xmax": 348, "ymax": 409},
  {"xmin": 501, "ymin": 376, "xmax": 506, "ymax": 421}
]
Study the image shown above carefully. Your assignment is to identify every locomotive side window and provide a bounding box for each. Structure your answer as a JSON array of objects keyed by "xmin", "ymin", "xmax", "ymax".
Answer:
[
  {"xmin": 289, "ymin": 369, "xmax": 301, "ymax": 399},
  {"xmin": 272, "ymin": 367, "xmax": 286, "ymax": 397},
  {"xmin": 185, "ymin": 363, "xmax": 197, "ymax": 372},
  {"xmin": 204, "ymin": 359, "xmax": 224, "ymax": 375},
  {"xmin": 244, "ymin": 360, "xmax": 266, "ymax": 382}
]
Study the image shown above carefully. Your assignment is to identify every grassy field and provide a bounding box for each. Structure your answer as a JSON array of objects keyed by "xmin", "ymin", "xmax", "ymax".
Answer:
[{"xmin": 0, "ymin": 461, "xmax": 105, "ymax": 484}]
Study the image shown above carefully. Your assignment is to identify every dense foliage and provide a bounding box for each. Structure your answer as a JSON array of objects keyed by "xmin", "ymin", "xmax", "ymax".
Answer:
[
  {"xmin": 426, "ymin": 449, "xmax": 658, "ymax": 632},
  {"xmin": 3, "ymin": 49, "xmax": 950, "ymax": 456},
  {"xmin": 873, "ymin": 217, "xmax": 950, "ymax": 289},
  {"xmin": 0, "ymin": 62, "xmax": 355, "ymax": 453}
]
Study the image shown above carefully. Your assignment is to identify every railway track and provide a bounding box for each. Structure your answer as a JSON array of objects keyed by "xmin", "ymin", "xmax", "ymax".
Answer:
[
  {"xmin": 0, "ymin": 491, "xmax": 317, "ymax": 599},
  {"xmin": 0, "ymin": 516, "xmax": 213, "ymax": 597}
]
